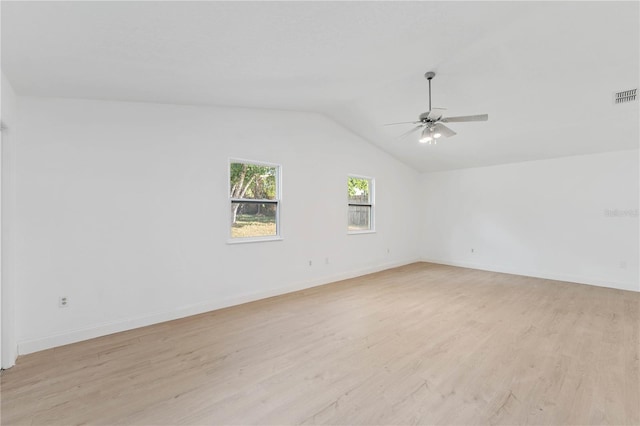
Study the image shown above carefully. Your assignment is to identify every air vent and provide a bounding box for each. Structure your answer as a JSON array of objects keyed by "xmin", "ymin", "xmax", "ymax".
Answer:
[{"xmin": 614, "ymin": 88, "xmax": 637, "ymax": 104}]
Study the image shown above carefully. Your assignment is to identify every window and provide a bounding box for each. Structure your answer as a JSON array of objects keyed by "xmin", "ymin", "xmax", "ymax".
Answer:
[
  {"xmin": 229, "ymin": 159, "xmax": 280, "ymax": 241},
  {"xmin": 348, "ymin": 175, "xmax": 374, "ymax": 233}
]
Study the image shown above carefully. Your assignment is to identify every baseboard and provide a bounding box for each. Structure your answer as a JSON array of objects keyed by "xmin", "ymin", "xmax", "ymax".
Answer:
[
  {"xmin": 421, "ymin": 258, "xmax": 639, "ymax": 293},
  {"xmin": 17, "ymin": 258, "xmax": 420, "ymax": 355},
  {"xmin": 1, "ymin": 347, "xmax": 18, "ymax": 370}
]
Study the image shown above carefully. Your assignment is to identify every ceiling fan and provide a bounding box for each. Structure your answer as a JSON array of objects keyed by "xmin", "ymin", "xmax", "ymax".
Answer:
[{"xmin": 386, "ymin": 71, "xmax": 488, "ymax": 144}]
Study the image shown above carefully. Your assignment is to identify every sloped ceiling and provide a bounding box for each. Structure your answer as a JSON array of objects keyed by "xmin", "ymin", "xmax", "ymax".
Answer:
[{"xmin": 2, "ymin": 1, "xmax": 638, "ymax": 172}]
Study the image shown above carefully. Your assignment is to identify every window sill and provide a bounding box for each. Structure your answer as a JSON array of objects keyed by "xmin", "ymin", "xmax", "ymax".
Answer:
[
  {"xmin": 347, "ymin": 230, "xmax": 376, "ymax": 235},
  {"xmin": 227, "ymin": 236, "xmax": 284, "ymax": 245}
]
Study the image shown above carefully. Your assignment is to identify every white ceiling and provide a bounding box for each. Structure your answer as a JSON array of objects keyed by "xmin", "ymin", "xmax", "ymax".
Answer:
[{"xmin": 2, "ymin": 1, "xmax": 638, "ymax": 172}]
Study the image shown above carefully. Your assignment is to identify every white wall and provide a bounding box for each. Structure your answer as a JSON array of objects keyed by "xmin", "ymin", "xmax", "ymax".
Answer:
[
  {"xmin": 11, "ymin": 96, "xmax": 639, "ymax": 357},
  {"xmin": 1, "ymin": 72, "xmax": 19, "ymax": 368},
  {"xmin": 15, "ymin": 97, "xmax": 421, "ymax": 354},
  {"xmin": 419, "ymin": 150, "xmax": 640, "ymax": 292}
]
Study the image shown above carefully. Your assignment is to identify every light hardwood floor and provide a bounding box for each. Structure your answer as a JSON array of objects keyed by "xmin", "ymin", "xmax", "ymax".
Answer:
[{"xmin": 2, "ymin": 262, "xmax": 639, "ymax": 425}]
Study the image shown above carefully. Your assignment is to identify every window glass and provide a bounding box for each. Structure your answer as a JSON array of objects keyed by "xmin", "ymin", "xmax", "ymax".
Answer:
[
  {"xmin": 348, "ymin": 176, "xmax": 374, "ymax": 232},
  {"xmin": 230, "ymin": 161, "xmax": 280, "ymax": 240}
]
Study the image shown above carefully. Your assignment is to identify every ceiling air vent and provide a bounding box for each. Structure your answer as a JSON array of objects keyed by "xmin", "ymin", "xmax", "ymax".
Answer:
[{"xmin": 614, "ymin": 88, "xmax": 637, "ymax": 104}]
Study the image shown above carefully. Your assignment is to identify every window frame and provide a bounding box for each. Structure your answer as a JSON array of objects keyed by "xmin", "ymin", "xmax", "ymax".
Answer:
[
  {"xmin": 228, "ymin": 158, "xmax": 282, "ymax": 244},
  {"xmin": 347, "ymin": 174, "xmax": 375, "ymax": 234}
]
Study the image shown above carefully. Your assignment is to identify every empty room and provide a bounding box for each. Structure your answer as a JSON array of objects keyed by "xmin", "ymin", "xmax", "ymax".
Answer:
[{"xmin": 1, "ymin": 1, "xmax": 638, "ymax": 425}]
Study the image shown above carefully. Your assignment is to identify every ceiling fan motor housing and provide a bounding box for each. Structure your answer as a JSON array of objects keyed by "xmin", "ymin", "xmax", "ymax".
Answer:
[{"xmin": 419, "ymin": 111, "xmax": 443, "ymax": 123}]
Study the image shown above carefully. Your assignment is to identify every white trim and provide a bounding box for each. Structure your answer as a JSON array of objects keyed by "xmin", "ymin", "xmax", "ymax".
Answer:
[
  {"xmin": 228, "ymin": 157, "xmax": 281, "ymax": 169},
  {"xmin": 421, "ymin": 258, "xmax": 639, "ymax": 293},
  {"xmin": 347, "ymin": 230, "xmax": 376, "ymax": 235},
  {"xmin": 230, "ymin": 198, "xmax": 277, "ymax": 203},
  {"xmin": 17, "ymin": 258, "xmax": 421, "ymax": 355},
  {"xmin": 0, "ymin": 89, "xmax": 3, "ymax": 370},
  {"xmin": 0, "ymin": 73, "xmax": 18, "ymax": 369},
  {"xmin": 227, "ymin": 236, "xmax": 283, "ymax": 244}
]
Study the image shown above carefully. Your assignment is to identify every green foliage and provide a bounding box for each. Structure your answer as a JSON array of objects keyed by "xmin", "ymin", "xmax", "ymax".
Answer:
[
  {"xmin": 230, "ymin": 162, "xmax": 277, "ymax": 200},
  {"xmin": 348, "ymin": 177, "xmax": 369, "ymax": 197}
]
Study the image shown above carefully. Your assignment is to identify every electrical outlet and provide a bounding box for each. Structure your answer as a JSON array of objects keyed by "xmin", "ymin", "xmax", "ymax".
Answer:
[{"xmin": 59, "ymin": 296, "xmax": 69, "ymax": 308}]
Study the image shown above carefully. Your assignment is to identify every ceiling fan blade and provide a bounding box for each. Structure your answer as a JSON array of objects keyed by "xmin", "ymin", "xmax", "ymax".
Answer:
[
  {"xmin": 432, "ymin": 122, "xmax": 457, "ymax": 138},
  {"xmin": 384, "ymin": 121, "xmax": 419, "ymax": 126},
  {"xmin": 427, "ymin": 108, "xmax": 446, "ymax": 121},
  {"xmin": 396, "ymin": 125, "xmax": 423, "ymax": 139},
  {"xmin": 441, "ymin": 114, "xmax": 488, "ymax": 123}
]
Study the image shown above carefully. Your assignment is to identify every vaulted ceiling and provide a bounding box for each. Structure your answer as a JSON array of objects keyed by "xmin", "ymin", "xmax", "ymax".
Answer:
[{"xmin": 2, "ymin": 1, "xmax": 638, "ymax": 172}]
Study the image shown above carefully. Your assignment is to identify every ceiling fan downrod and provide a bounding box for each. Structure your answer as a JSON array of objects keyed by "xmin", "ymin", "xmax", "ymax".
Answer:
[{"xmin": 425, "ymin": 71, "xmax": 435, "ymax": 112}]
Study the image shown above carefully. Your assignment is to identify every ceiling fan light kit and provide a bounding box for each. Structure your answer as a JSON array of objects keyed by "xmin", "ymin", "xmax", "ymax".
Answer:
[
  {"xmin": 386, "ymin": 71, "xmax": 489, "ymax": 145},
  {"xmin": 419, "ymin": 127, "xmax": 441, "ymax": 144}
]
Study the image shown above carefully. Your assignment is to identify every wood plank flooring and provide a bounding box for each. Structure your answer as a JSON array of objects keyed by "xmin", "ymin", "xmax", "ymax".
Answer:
[{"xmin": 1, "ymin": 262, "xmax": 639, "ymax": 425}]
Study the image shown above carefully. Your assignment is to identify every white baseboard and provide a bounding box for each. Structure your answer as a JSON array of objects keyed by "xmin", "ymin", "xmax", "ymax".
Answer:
[
  {"xmin": 17, "ymin": 258, "xmax": 420, "ymax": 355},
  {"xmin": 421, "ymin": 258, "xmax": 639, "ymax": 293}
]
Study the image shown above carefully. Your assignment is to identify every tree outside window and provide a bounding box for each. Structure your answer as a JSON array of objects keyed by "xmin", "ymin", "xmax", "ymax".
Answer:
[{"xmin": 229, "ymin": 160, "xmax": 280, "ymax": 240}]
